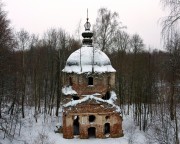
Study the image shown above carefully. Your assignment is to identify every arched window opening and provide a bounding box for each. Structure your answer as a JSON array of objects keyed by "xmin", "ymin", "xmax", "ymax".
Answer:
[
  {"xmin": 102, "ymin": 91, "xmax": 111, "ymax": 100},
  {"xmin": 73, "ymin": 116, "xmax": 79, "ymax": 135},
  {"xmin": 104, "ymin": 123, "xmax": 110, "ymax": 134},
  {"xmin": 88, "ymin": 77, "xmax": 93, "ymax": 85},
  {"xmin": 89, "ymin": 115, "xmax": 95, "ymax": 122},
  {"xmin": 69, "ymin": 77, "xmax": 73, "ymax": 86},
  {"xmin": 105, "ymin": 116, "xmax": 110, "ymax": 121}
]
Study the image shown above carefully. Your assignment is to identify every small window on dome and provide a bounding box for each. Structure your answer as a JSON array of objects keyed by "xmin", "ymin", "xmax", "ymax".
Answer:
[{"xmin": 88, "ymin": 77, "xmax": 93, "ymax": 85}]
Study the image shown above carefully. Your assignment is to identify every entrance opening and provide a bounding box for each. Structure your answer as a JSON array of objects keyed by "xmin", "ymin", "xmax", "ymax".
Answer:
[
  {"xmin": 102, "ymin": 91, "xmax": 111, "ymax": 100},
  {"xmin": 88, "ymin": 77, "xmax": 93, "ymax": 85},
  {"xmin": 88, "ymin": 127, "xmax": 96, "ymax": 138},
  {"xmin": 89, "ymin": 115, "xmax": 95, "ymax": 122},
  {"xmin": 73, "ymin": 116, "xmax": 79, "ymax": 135},
  {"xmin": 104, "ymin": 123, "xmax": 110, "ymax": 134}
]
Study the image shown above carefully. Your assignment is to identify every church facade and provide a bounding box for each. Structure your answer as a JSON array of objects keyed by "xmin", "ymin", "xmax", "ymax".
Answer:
[{"xmin": 61, "ymin": 16, "xmax": 123, "ymax": 139}]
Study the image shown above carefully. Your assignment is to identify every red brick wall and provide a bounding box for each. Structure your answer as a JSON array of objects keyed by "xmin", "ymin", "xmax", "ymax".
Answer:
[
  {"xmin": 63, "ymin": 113, "xmax": 74, "ymax": 139},
  {"xmin": 62, "ymin": 72, "xmax": 115, "ymax": 96},
  {"xmin": 63, "ymin": 105, "xmax": 123, "ymax": 139},
  {"xmin": 62, "ymin": 72, "xmax": 123, "ymax": 139}
]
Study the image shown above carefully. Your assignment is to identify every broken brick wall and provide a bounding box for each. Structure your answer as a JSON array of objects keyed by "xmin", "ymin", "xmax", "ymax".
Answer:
[
  {"xmin": 62, "ymin": 72, "xmax": 115, "ymax": 96},
  {"xmin": 63, "ymin": 104, "xmax": 123, "ymax": 139}
]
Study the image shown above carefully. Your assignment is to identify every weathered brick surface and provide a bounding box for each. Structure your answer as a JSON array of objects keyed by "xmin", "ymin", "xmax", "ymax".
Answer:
[
  {"xmin": 63, "ymin": 126, "xmax": 74, "ymax": 139},
  {"xmin": 62, "ymin": 73, "xmax": 115, "ymax": 96},
  {"xmin": 96, "ymin": 125, "xmax": 104, "ymax": 138},
  {"xmin": 62, "ymin": 71, "xmax": 123, "ymax": 139},
  {"xmin": 64, "ymin": 102, "xmax": 117, "ymax": 113},
  {"xmin": 63, "ymin": 113, "xmax": 74, "ymax": 139},
  {"xmin": 63, "ymin": 101, "xmax": 123, "ymax": 139},
  {"xmin": 79, "ymin": 126, "xmax": 88, "ymax": 139}
]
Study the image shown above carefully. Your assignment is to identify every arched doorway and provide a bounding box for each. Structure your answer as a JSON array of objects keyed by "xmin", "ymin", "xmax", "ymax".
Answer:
[
  {"xmin": 73, "ymin": 116, "xmax": 79, "ymax": 135},
  {"xmin": 88, "ymin": 127, "xmax": 96, "ymax": 138},
  {"xmin": 104, "ymin": 123, "xmax": 110, "ymax": 134}
]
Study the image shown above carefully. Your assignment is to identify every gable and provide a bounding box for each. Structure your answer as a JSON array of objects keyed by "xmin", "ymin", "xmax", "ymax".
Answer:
[
  {"xmin": 63, "ymin": 93, "xmax": 121, "ymax": 113},
  {"xmin": 64, "ymin": 100, "xmax": 118, "ymax": 114}
]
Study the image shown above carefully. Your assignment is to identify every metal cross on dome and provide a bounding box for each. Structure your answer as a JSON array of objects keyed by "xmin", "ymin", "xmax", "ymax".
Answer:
[{"xmin": 84, "ymin": 9, "xmax": 91, "ymax": 31}]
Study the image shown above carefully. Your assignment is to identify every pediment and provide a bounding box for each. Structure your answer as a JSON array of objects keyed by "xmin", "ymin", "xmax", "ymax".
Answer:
[{"xmin": 63, "ymin": 95, "xmax": 120, "ymax": 113}]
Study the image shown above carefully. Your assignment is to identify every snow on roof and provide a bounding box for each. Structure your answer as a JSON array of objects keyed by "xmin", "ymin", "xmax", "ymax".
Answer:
[
  {"xmin": 62, "ymin": 46, "xmax": 116, "ymax": 74},
  {"xmin": 62, "ymin": 86, "xmax": 77, "ymax": 95},
  {"xmin": 63, "ymin": 91, "xmax": 121, "ymax": 113}
]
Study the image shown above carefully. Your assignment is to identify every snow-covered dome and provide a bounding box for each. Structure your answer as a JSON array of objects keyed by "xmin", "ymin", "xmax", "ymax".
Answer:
[
  {"xmin": 62, "ymin": 46, "xmax": 116, "ymax": 74},
  {"xmin": 62, "ymin": 17, "xmax": 116, "ymax": 74}
]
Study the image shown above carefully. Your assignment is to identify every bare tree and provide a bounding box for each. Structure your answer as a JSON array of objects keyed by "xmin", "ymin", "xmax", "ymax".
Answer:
[
  {"xmin": 15, "ymin": 29, "xmax": 30, "ymax": 118},
  {"xmin": 43, "ymin": 29, "xmax": 58, "ymax": 115},
  {"xmin": 0, "ymin": 1, "xmax": 14, "ymax": 118},
  {"xmin": 55, "ymin": 29, "xmax": 68, "ymax": 116},
  {"xmin": 130, "ymin": 34, "xmax": 144, "ymax": 54},
  {"xmin": 165, "ymin": 32, "xmax": 180, "ymax": 143},
  {"xmin": 75, "ymin": 19, "xmax": 82, "ymax": 42},
  {"xmin": 161, "ymin": 0, "xmax": 180, "ymax": 35},
  {"xmin": 113, "ymin": 30, "xmax": 130, "ymax": 106},
  {"xmin": 0, "ymin": 1, "xmax": 22, "ymax": 139},
  {"xmin": 93, "ymin": 8, "xmax": 121, "ymax": 52}
]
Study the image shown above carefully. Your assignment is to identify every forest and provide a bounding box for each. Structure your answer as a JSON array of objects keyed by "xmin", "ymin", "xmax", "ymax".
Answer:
[{"xmin": 0, "ymin": 0, "xmax": 180, "ymax": 144}]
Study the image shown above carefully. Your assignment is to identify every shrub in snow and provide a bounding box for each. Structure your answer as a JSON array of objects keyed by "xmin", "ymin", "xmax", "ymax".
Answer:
[
  {"xmin": 33, "ymin": 131, "xmax": 55, "ymax": 144},
  {"xmin": 126, "ymin": 122, "xmax": 137, "ymax": 144},
  {"xmin": 62, "ymin": 86, "xmax": 77, "ymax": 95},
  {"xmin": 145, "ymin": 113, "xmax": 176, "ymax": 144}
]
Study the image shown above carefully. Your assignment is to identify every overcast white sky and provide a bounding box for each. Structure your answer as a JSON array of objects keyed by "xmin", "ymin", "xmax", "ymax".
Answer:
[{"xmin": 4, "ymin": 0, "xmax": 167, "ymax": 49}]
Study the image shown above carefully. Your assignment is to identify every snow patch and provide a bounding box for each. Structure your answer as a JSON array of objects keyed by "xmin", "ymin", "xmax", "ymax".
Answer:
[
  {"xmin": 62, "ymin": 86, "xmax": 77, "ymax": 95},
  {"xmin": 62, "ymin": 46, "xmax": 116, "ymax": 74},
  {"xmin": 0, "ymin": 106, "xmax": 148, "ymax": 144},
  {"xmin": 63, "ymin": 91, "xmax": 121, "ymax": 113}
]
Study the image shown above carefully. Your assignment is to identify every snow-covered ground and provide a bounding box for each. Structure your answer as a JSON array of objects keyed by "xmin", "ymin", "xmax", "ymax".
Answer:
[{"xmin": 0, "ymin": 106, "xmax": 147, "ymax": 144}]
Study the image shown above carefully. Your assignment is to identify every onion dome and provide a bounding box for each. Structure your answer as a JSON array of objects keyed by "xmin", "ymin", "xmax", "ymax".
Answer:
[{"xmin": 82, "ymin": 15, "xmax": 93, "ymax": 46}]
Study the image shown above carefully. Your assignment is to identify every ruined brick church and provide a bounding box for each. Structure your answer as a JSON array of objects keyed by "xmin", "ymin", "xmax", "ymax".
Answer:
[{"xmin": 61, "ymin": 15, "xmax": 123, "ymax": 139}]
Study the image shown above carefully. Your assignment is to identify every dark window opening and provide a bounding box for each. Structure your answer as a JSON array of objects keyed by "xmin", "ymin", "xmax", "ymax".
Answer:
[
  {"xmin": 105, "ymin": 116, "xmax": 110, "ymax": 121},
  {"xmin": 104, "ymin": 123, "xmax": 110, "ymax": 134},
  {"xmin": 72, "ymin": 95, "xmax": 79, "ymax": 100},
  {"xmin": 69, "ymin": 77, "xmax": 73, "ymax": 86},
  {"xmin": 102, "ymin": 91, "xmax": 111, "ymax": 100},
  {"xmin": 89, "ymin": 115, "xmax": 95, "ymax": 122},
  {"xmin": 73, "ymin": 116, "xmax": 79, "ymax": 135},
  {"xmin": 88, "ymin": 127, "xmax": 96, "ymax": 138},
  {"xmin": 88, "ymin": 77, "xmax": 93, "ymax": 85}
]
